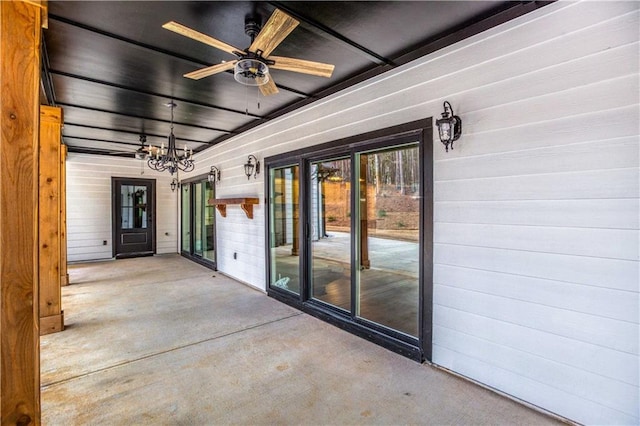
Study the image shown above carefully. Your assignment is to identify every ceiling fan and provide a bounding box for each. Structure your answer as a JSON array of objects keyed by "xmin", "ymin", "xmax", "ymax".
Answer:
[
  {"xmin": 108, "ymin": 134, "xmax": 153, "ymax": 159},
  {"xmin": 162, "ymin": 8, "xmax": 335, "ymax": 96}
]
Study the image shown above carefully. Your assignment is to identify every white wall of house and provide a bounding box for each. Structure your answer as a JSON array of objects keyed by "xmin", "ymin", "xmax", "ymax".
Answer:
[
  {"xmin": 66, "ymin": 1, "xmax": 639, "ymax": 424},
  {"xmin": 66, "ymin": 154, "xmax": 178, "ymax": 261}
]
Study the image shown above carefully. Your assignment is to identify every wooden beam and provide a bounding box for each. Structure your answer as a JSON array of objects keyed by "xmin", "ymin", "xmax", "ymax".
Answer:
[
  {"xmin": 39, "ymin": 106, "xmax": 64, "ymax": 335},
  {"xmin": 60, "ymin": 144, "xmax": 69, "ymax": 286},
  {"xmin": 1, "ymin": 1, "xmax": 46, "ymax": 424}
]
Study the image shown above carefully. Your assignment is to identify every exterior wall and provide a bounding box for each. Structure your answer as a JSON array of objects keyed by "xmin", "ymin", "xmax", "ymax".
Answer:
[
  {"xmin": 66, "ymin": 154, "xmax": 178, "ymax": 261},
  {"xmin": 189, "ymin": 2, "xmax": 639, "ymax": 424},
  {"xmin": 65, "ymin": 1, "xmax": 638, "ymax": 424}
]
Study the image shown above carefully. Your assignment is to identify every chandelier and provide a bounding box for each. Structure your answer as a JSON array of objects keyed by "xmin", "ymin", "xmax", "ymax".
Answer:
[{"xmin": 147, "ymin": 101, "xmax": 195, "ymax": 175}]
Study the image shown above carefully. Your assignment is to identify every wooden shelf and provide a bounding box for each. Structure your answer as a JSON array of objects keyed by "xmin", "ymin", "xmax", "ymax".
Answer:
[{"xmin": 208, "ymin": 197, "xmax": 259, "ymax": 219}]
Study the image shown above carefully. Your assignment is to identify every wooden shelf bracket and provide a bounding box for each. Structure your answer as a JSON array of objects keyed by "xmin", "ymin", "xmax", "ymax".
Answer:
[{"xmin": 209, "ymin": 197, "xmax": 259, "ymax": 219}]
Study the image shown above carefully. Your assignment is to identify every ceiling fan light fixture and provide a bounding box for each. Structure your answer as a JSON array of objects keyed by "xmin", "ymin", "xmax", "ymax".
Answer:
[{"xmin": 234, "ymin": 58, "xmax": 269, "ymax": 86}]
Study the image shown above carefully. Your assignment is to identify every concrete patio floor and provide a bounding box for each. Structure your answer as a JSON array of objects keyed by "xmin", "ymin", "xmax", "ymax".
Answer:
[{"xmin": 41, "ymin": 254, "xmax": 561, "ymax": 425}]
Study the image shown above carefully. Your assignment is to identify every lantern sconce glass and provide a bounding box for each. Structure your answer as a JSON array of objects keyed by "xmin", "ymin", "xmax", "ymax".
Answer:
[
  {"xmin": 208, "ymin": 165, "xmax": 221, "ymax": 185},
  {"xmin": 244, "ymin": 154, "xmax": 260, "ymax": 180},
  {"xmin": 435, "ymin": 101, "xmax": 462, "ymax": 152},
  {"xmin": 170, "ymin": 178, "xmax": 179, "ymax": 192}
]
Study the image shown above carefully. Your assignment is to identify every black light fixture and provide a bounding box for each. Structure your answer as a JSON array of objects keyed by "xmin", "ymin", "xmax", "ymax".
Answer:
[
  {"xmin": 244, "ymin": 155, "xmax": 260, "ymax": 180},
  {"xmin": 170, "ymin": 178, "xmax": 179, "ymax": 192},
  {"xmin": 233, "ymin": 18, "xmax": 272, "ymax": 87},
  {"xmin": 208, "ymin": 165, "xmax": 221, "ymax": 185},
  {"xmin": 435, "ymin": 101, "xmax": 462, "ymax": 152},
  {"xmin": 147, "ymin": 101, "xmax": 195, "ymax": 175}
]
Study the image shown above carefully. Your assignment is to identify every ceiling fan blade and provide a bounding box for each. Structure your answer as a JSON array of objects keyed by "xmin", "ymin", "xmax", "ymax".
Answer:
[
  {"xmin": 269, "ymin": 56, "xmax": 335, "ymax": 78},
  {"xmin": 163, "ymin": 21, "xmax": 245, "ymax": 56},
  {"xmin": 250, "ymin": 9, "xmax": 299, "ymax": 58},
  {"xmin": 258, "ymin": 77, "xmax": 279, "ymax": 96},
  {"xmin": 184, "ymin": 60, "xmax": 237, "ymax": 80}
]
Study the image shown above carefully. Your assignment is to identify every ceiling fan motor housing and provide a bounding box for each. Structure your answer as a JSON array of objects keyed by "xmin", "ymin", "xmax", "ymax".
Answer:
[{"xmin": 244, "ymin": 16, "xmax": 261, "ymax": 42}]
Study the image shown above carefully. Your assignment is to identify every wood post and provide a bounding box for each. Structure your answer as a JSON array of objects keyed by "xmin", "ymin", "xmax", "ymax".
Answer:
[
  {"xmin": 39, "ymin": 106, "xmax": 64, "ymax": 334},
  {"xmin": 60, "ymin": 144, "xmax": 69, "ymax": 286},
  {"xmin": 1, "ymin": 1, "xmax": 46, "ymax": 424}
]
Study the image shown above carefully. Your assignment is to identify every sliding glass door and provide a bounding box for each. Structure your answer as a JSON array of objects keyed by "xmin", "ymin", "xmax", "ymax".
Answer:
[
  {"xmin": 266, "ymin": 121, "xmax": 431, "ymax": 361},
  {"xmin": 309, "ymin": 157, "xmax": 352, "ymax": 311},
  {"xmin": 304, "ymin": 147, "xmax": 420, "ymax": 335},
  {"xmin": 354, "ymin": 145, "xmax": 420, "ymax": 336},
  {"xmin": 181, "ymin": 179, "xmax": 216, "ymax": 268},
  {"xmin": 269, "ymin": 164, "xmax": 301, "ymax": 294}
]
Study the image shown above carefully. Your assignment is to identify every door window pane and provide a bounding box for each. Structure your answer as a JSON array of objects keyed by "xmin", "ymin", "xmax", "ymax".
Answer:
[
  {"xmin": 269, "ymin": 165, "xmax": 300, "ymax": 294},
  {"xmin": 310, "ymin": 158, "xmax": 351, "ymax": 310},
  {"xmin": 121, "ymin": 185, "xmax": 147, "ymax": 229},
  {"xmin": 356, "ymin": 145, "xmax": 419, "ymax": 336}
]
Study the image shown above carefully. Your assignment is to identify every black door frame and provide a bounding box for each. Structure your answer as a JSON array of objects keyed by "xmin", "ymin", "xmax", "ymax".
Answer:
[
  {"xmin": 264, "ymin": 119, "xmax": 433, "ymax": 362},
  {"xmin": 180, "ymin": 174, "xmax": 217, "ymax": 270},
  {"xmin": 111, "ymin": 177, "xmax": 157, "ymax": 259}
]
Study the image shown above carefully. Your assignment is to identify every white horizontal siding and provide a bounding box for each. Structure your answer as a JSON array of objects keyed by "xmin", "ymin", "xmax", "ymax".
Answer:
[
  {"xmin": 435, "ymin": 199, "xmax": 639, "ymax": 229},
  {"xmin": 435, "ymin": 264, "xmax": 637, "ymax": 324},
  {"xmin": 433, "ymin": 323, "xmax": 638, "ymax": 416},
  {"xmin": 435, "ymin": 244, "xmax": 637, "ymax": 292},
  {"xmin": 424, "ymin": 2, "xmax": 639, "ymax": 424},
  {"xmin": 436, "ymin": 137, "xmax": 638, "ymax": 181},
  {"xmin": 435, "ymin": 222, "xmax": 638, "ymax": 260},
  {"xmin": 435, "ymin": 284, "xmax": 637, "ymax": 355},
  {"xmin": 433, "ymin": 340, "xmax": 638, "ymax": 425},
  {"xmin": 66, "ymin": 154, "xmax": 178, "ymax": 262},
  {"xmin": 63, "ymin": 1, "xmax": 636, "ymax": 424},
  {"xmin": 435, "ymin": 168, "xmax": 639, "ymax": 201},
  {"xmin": 186, "ymin": 152, "xmax": 265, "ymax": 290}
]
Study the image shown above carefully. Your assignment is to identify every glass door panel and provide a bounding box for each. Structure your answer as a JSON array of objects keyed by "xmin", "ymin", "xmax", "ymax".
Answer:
[
  {"xmin": 194, "ymin": 183, "xmax": 203, "ymax": 257},
  {"xmin": 181, "ymin": 185, "xmax": 191, "ymax": 253},
  {"xmin": 181, "ymin": 179, "xmax": 216, "ymax": 267},
  {"xmin": 203, "ymin": 181, "xmax": 215, "ymax": 262},
  {"xmin": 310, "ymin": 157, "xmax": 351, "ymax": 310},
  {"xmin": 269, "ymin": 165, "xmax": 300, "ymax": 294},
  {"xmin": 355, "ymin": 145, "xmax": 420, "ymax": 336}
]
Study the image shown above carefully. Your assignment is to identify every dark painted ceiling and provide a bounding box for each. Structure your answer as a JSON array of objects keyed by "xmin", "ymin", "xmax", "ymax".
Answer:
[{"xmin": 42, "ymin": 1, "xmax": 549, "ymax": 157}]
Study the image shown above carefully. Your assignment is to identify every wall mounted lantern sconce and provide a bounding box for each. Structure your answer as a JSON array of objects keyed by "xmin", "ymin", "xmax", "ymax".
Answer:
[
  {"xmin": 244, "ymin": 155, "xmax": 260, "ymax": 180},
  {"xmin": 170, "ymin": 178, "xmax": 179, "ymax": 192},
  {"xmin": 208, "ymin": 165, "xmax": 221, "ymax": 185},
  {"xmin": 435, "ymin": 101, "xmax": 462, "ymax": 152}
]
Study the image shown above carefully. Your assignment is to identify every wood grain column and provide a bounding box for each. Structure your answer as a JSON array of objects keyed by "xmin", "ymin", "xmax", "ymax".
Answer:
[
  {"xmin": 1, "ymin": 1, "xmax": 46, "ymax": 424},
  {"xmin": 39, "ymin": 106, "xmax": 64, "ymax": 335},
  {"xmin": 60, "ymin": 144, "xmax": 69, "ymax": 286}
]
